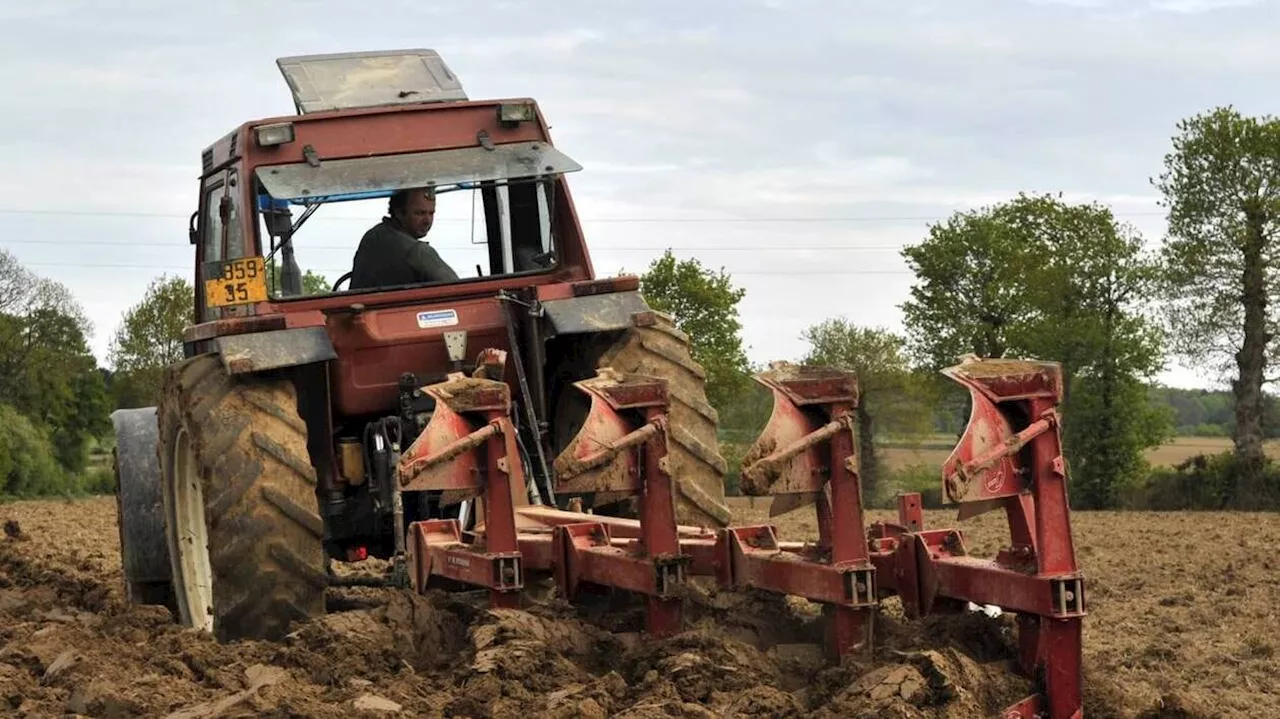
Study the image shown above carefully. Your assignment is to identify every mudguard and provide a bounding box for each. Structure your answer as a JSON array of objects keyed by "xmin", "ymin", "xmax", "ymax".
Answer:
[
  {"xmin": 111, "ymin": 407, "xmax": 175, "ymax": 609},
  {"xmin": 213, "ymin": 326, "xmax": 337, "ymax": 375},
  {"xmin": 541, "ymin": 290, "xmax": 651, "ymax": 336}
]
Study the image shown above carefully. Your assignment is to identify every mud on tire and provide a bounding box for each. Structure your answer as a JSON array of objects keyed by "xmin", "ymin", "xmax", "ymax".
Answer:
[
  {"xmin": 587, "ymin": 312, "xmax": 732, "ymax": 528},
  {"xmin": 158, "ymin": 354, "xmax": 325, "ymax": 642}
]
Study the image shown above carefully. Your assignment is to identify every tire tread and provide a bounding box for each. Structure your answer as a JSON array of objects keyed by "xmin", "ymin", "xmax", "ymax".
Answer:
[{"xmin": 159, "ymin": 355, "xmax": 324, "ymax": 641}]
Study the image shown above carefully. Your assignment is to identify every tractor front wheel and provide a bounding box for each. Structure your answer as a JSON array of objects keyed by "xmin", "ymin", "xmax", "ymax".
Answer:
[{"xmin": 158, "ymin": 355, "xmax": 326, "ymax": 642}]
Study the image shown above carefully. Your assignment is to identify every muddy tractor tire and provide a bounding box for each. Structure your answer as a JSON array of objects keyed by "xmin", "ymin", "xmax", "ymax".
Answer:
[
  {"xmin": 112, "ymin": 407, "xmax": 176, "ymax": 610},
  {"xmin": 557, "ymin": 312, "xmax": 732, "ymax": 528},
  {"xmin": 157, "ymin": 355, "xmax": 326, "ymax": 642}
]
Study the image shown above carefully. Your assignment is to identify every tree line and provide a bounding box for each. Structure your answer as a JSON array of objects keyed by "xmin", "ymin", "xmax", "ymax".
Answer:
[
  {"xmin": 4, "ymin": 104, "xmax": 1279, "ymax": 511},
  {"xmin": 0, "ymin": 257, "xmax": 328, "ymax": 498},
  {"xmin": 0, "ymin": 249, "xmax": 112, "ymax": 496}
]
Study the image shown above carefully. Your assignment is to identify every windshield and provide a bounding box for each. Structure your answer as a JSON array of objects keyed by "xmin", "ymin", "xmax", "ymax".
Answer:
[{"xmin": 249, "ymin": 142, "xmax": 581, "ymax": 298}]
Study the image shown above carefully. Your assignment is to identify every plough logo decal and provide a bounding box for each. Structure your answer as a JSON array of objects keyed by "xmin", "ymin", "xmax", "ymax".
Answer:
[{"xmin": 986, "ymin": 465, "xmax": 1006, "ymax": 494}]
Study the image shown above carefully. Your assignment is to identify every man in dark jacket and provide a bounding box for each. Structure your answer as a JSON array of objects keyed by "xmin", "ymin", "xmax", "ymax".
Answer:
[{"xmin": 349, "ymin": 187, "xmax": 459, "ymax": 290}]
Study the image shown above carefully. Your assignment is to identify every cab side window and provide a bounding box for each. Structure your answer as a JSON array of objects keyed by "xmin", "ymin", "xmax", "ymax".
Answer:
[
  {"xmin": 199, "ymin": 180, "xmax": 226, "ymax": 322},
  {"xmin": 223, "ymin": 170, "xmax": 245, "ymax": 261}
]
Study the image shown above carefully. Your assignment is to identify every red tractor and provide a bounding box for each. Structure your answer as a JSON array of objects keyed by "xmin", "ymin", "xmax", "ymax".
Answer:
[
  {"xmin": 111, "ymin": 49, "xmax": 1088, "ymax": 717},
  {"xmin": 111, "ymin": 49, "xmax": 730, "ymax": 641}
]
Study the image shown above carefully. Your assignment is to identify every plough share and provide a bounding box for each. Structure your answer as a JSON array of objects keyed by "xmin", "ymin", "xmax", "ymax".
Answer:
[{"xmin": 395, "ymin": 354, "xmax": 1086, "ymax": 719}]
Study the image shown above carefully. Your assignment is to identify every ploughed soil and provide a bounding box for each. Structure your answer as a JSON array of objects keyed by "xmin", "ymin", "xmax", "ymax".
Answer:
[{"xmin": 0, "ymin": 496, "xmax": 1275, "ymax": 718}]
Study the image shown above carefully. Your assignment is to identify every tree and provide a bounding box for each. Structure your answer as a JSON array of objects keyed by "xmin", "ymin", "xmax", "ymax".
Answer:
[
  {"xmin": 900, "ymin": 194, "xmax": 1171, "ymax": 508},
  {"xmin": 108, "ymin": 259, "xmax": 331, "ymax": 409},
  {"xmin": 1153, "ymin": 106, "xmax": 1280, "ymax": 499},
  {"xmin": 899, "ymin": 210, "xmax": 1044, "ymax": 370},
  {"xmin": 0, "ymin": 249, "xmax": 111, "ymax": 475},
  {"xmin": 266, "ymin": 258, "xmax": 330, "ymax": 296},
  {"xmin": 301, "ymin": 270, "xmax": 330, "ymax": 296},
  {"xmin": 0, "ymin": 403, "xmax": 66, "ymax": 497},
  {"xmin": 639, "ymin": 250, "xmax": 752, "ymax": 411},
  {"xmin": 108, "ymin": 275, "xmax": 193, "ymax": 408},
  {"xmin": 15, "ymin": 307, "xmax": 111, "ymax": 472},
  {"xmin": 800, "ymin": 320, "xmax": 934, "ymax": 500}
]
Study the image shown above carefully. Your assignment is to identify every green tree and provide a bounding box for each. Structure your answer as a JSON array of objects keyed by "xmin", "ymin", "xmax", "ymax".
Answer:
[
  {"xmin": 16, "ymin": 307, "xmax": 111, "ymax": 472},
  {"xmin": 800, "ymin": 319, "xmax": 934, "ymax": 500},
  {"xmin": 0, "ymin": 403, "xmax": 66, "ymax": 497},
  {"xmin": 0, "ymin": 250, "xmax": 111, "ymax": 475},
  {"xmin": 108, "ymin": 261, "xmax": 331, "ymax": 409},
  {"xmin": 108, "ymin": 275, "xmax": 193, "ymax": 408},
  {"xmin": 900, "ymin": 194, "xmax": 1171, "ymax": 508},
  {"xmin": 1153, "ymin": 106, "xmax": 1280, "ymax": 502},
  {"xmin": 639, "ymin": 250, "xmax": 751, "ymax": 411},
  {"xmin": 266, "ymin": 259, "xmax": 330, "ymax": 296},
  {"xmin": 899, "ymin": 210, "xmax": 1043, "ymax": 370},
  {"xmin": 302, "ymin": 270, "xmax": 330, "ymax": 296}
]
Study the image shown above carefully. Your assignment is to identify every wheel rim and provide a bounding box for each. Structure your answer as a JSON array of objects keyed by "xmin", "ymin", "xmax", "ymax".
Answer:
[{"xmin": 171, "ymin": 427, "xmax": 214, "ymax": 633}]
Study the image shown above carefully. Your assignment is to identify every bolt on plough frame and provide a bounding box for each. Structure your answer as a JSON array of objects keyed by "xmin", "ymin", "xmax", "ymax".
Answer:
[{"xmin": 396, "ymin": 352, "xmax": 1086, "ymax": 719}]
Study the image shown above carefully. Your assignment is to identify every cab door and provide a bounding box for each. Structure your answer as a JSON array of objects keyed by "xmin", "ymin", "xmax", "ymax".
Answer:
[
  {"xmin": 194, "ymin": 166, "xmax": 251, "ymax": 323},
  {"xmin": 195, "ymin": 171, "xmax": 230, "ymax": 323}
]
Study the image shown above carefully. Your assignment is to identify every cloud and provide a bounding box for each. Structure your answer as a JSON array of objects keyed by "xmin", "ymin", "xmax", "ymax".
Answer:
[
  {"xmin": 442, "ymin": 29, "xmax": 608, "ymax": 59},
  {"xmin": 1149, "ymin": 0, "xmax": 1262, "ymax": 13}
]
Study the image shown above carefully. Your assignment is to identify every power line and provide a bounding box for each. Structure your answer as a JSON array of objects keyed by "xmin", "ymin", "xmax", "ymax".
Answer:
[
  {"xmin": 13, "ymin": 260, "xmax": 913, "ymax": 276},
  {"xmin": 0, "ymin": 238, "xmax": 913, "ymax": 251},
  {"xmin": 0, "ymin": 208, "xmax": 1170, "ymax": 222}
]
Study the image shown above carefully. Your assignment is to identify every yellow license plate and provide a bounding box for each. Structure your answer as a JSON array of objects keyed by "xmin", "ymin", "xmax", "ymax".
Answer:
[{"xmin": 205, "ymin": 257, "xmax": 268, "ymax": 308}]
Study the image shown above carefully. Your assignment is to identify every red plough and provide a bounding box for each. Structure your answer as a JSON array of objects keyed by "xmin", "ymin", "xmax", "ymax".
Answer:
[
  {"xmin": 703, "ymin": 363, "xmax": 878, "ymax": 658},
  {"xmin": 397, "ymin": 371, "xmax": 526, "ymax": 609},
  {"xmin": 395, "ymin": 355, "xmax": 1086, "ymax": 719},
  {"xmin": 534, "ymin": 368, "xmax": 689, "ymax": 637},
  {"xmin": 865, "ymin": 357, "xmax": 1086, "ymax": 719}
]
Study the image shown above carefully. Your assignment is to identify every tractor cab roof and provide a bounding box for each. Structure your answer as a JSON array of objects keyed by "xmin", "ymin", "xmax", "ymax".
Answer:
[
  {"xmin": 200, "ymin": 49, "xmax": 580, "ymax": 207},
  {"xmin": 275, "ymin": 49, "xmax": 469, "ymax": 115}
]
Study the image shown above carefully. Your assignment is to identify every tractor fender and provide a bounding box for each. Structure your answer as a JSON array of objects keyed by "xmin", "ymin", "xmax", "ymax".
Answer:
[
  {"xmin": 111, "ymin": 406, "xmax": 175, "ymax": 609},
  {"xmin": 540, "ymin": 290, "xmax": 652, "ymax": 336},
  {"xmin": 212, "ymin": 326, "xmax": 337, "ymax": 375}
]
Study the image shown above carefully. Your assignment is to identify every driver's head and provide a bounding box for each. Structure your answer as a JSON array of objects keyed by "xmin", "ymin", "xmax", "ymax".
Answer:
[{"xmin": 388, "ymin": 187, "xmax": 436, "ymax": 239}]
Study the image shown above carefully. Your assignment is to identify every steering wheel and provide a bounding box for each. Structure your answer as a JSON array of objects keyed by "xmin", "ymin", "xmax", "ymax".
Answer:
[{"xmin": 331, "ymin": 271, "xmax": 352, "ymax": 292}]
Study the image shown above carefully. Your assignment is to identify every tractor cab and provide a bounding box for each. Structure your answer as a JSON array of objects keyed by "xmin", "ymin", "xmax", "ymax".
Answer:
[{"xmin": 193, "ymin": 49, "xmax": 589, "ymax": 325}]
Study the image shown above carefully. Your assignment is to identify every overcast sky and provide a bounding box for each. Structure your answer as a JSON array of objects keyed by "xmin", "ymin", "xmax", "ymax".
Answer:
[{"xmin": 2, "ymin": 0, "xmax": 1277, "ymax": 389}]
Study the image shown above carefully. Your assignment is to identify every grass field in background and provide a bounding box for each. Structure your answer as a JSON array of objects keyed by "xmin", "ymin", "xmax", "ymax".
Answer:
[{"xmin": 874, "ymin": 434, "xmax": 1280, "ymax": 471}]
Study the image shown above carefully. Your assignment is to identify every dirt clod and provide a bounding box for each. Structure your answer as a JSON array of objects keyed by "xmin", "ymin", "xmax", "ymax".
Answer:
[
  {"xmin": 353, "ymin": 693, "xmax": 402, "ymax": 712},
  {"xmin": 4, "ymin": 519, "xmax": 25, "ymax": 540}
]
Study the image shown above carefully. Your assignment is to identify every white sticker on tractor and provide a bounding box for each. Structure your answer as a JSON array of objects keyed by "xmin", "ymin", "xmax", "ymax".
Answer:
[{"xmin": 417, "ymin": 309, "xmax": 459, "ymax": 328}]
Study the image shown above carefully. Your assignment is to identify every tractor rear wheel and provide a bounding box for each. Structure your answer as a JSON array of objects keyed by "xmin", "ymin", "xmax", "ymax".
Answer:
[
  {"xmin": 158, "ymin": 355, "xmax": 326, "ymax": 642},
  {"xmin": 557, "ymin": 312, "xmax": 732, "ymax": 528}
]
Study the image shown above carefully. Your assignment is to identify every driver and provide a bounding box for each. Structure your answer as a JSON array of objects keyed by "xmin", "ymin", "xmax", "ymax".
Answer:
[{"xmin": 349, "ymin": 186, "xmax": 459, "ymax": 290}]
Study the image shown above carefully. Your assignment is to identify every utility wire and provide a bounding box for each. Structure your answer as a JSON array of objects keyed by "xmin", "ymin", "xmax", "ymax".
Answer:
[
  {"xmin": 9, "ymin": 260, "xmax": 914, "ymax": 276},
  {"xmin": 0, "ymin": 238, "xmax": 915, "ymax": 251},
  {"xmin": 0, "ymin": 204, "xmax": 1167, "ymax": 275},
  {"xmin": 0, "ymin": 208, "xmax": 1169, "ymax": 221}
]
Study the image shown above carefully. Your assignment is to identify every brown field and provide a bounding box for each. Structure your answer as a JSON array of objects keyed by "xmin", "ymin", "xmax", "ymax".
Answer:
[
  {"xmin": 879, "ymin": 435, "xmax": 1280, "ymax": 473},
  {"xmin": 1, "ymin": 496, "xmax": 1276, "ymax": 718}
]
